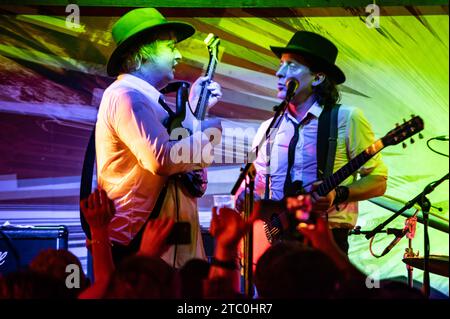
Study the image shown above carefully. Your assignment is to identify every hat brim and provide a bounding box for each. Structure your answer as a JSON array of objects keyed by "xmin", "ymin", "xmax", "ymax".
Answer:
[
  {"xmin": 270, "ymin": 45, "xmax": 346, "ymax": 84},
  {"xmin": 107, "ymin": 21, "xmax": 195, "ymax": 77}
]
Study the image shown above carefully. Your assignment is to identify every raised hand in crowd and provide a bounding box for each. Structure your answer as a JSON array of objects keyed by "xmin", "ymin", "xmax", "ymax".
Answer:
[
  {"xmin": 79, "ymin": 188, "xmax": 115, "ymax": 298},
  {"xmin": 80, "ymin": 188, "xmax": 115, "ymax": 230},
  {"xmin": 205, "ymin": 207, "xmax": 255, "ymax": 298},
  {"xmin": 287, "ymin": 194, "xmax": 345, "ymax": 256},
  {"xmin": 138, "ymin": 217, "xmax": 175, "ymax": 258},
  {"xmin": 249, "ymin": 194, "xmax": 312, "ymax": 233},
  {"xmin": 210, "ymin": 207, "xmax": 254, "ymax": 250}
]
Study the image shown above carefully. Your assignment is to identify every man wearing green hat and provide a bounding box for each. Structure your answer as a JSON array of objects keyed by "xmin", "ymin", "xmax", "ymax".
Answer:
[
  {"xmin": 239, "ymin": 31, "xmax": 388, "ymax": 258},
  {"xmin": 95, "ymin": 8, "xmax": 222, "ymax": 267}
]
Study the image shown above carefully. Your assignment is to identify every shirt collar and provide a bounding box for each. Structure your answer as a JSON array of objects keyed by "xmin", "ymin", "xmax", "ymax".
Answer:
[
  {"xmin": 117, "ymin": 74, "xmax": 162, "ymax": 105},
  {"xmin": 285, "ymin": 101, "xmax": 323, "ymax": 125}
]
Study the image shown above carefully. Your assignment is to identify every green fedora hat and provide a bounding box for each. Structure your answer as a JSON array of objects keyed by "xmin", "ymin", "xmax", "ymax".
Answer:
[
  {"xmin": 107, "ymin": 8, "xmax": 195, "ymax": 77},
  {"xmin": 270, "ymin": 31, "xmax": 346, "ymax": 84}
]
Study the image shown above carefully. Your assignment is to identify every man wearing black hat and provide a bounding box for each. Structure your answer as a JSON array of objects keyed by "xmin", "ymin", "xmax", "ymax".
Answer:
[
  {"xmin": 95, "ymin": 8, "xmax": 222, "ymax": 267},
  {"xmin": 242, "ymin": 31, "xmax": 388, "ymax": 256}
]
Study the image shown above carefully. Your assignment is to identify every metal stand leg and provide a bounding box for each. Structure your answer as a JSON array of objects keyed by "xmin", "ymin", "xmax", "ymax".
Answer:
[
  {"xmin": 403, "ymin": 212, "xmax": 418, "ymax": 289},
  {"xmin": 404, "ymin": 241, "xmax": 415, "ymax": 289}
]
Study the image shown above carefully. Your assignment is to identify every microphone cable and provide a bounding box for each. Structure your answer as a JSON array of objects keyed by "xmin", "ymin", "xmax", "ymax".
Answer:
[{"xmin": 426, "ymin": 136, "xmax": 449, "ymax": 158}]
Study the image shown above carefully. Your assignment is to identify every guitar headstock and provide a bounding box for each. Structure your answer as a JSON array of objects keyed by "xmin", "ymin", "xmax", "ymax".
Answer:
[
  {"xmin": 195, "ymin": 34, "xmax": 221, "ymax": 119},
  {"xmin": 382, "ymin": 115, "xmax": 424, "ymax": 147},
  {"xmin": 204, "ymin": 33, "xmax": 220, "ymax": 59}
]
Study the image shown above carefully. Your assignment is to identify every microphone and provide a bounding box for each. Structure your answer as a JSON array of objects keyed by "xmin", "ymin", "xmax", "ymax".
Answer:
[
  {"xmin": 434, "ymin": 135, "xmax": 449, "ymax": 141},
  {"xmin": 285, "ymin": 78, "xmax": 299, "ymax": 101},
  {"xmin": 381, "ymin": 226, "xmax": 410, "ymax": 256}
]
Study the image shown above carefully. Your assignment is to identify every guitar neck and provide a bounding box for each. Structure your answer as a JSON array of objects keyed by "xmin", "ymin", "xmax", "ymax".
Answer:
[
  {"xmin": 194, "ymin": 56, "xmax": 218, "ymax": 120},
  {"xmin": 316, "ymin": 139, "xmax": 385, "ymax": 196}
]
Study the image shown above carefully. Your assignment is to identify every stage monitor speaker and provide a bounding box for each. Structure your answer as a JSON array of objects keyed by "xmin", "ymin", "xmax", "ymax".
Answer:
[{"xmin": 0, "ymin": 225, "xmax": 68, "ymax": 275}]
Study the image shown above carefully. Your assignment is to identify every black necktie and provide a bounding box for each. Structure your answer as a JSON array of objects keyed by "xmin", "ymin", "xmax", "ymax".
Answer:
[{"xmin": 283, "ymin": 121, "xmax": 300, "ymax": 196}]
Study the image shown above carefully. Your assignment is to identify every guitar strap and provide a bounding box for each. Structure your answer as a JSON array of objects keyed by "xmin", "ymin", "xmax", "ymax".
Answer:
[
  {"xmin": 79, "ymin": 128, "xmax": 96, "ymax": 240},
  {"xmin": 317, "ymin": 104, "xmax": 340, "ymax": 180},
  {"xmin": 158, "ymin": 95, "xmax": 176, "ymax": 118}
]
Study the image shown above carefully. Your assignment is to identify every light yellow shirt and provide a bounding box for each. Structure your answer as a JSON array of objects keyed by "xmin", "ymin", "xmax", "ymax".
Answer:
[{"xmin": 96, "ymin": 74, "xmax": 211, "ymax": 266}]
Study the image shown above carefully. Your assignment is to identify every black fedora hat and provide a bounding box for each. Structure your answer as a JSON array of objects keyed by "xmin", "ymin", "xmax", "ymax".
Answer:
[
  {"xmin": 107, "ymin": 8, "xmax": 195, "ymax": 77},
  {"xmin": 270, "ymin": 31, "xmax": 345, "ymax": 84}
]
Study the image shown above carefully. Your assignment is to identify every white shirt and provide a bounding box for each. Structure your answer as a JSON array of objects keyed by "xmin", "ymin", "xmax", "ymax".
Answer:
[
  {"xmin": 96, "ymin": 74, "xmax": 211, "ymax": 266},
  {"xmin": 252, "ymin": 102, "xmax": 388, "ymax": 227}
]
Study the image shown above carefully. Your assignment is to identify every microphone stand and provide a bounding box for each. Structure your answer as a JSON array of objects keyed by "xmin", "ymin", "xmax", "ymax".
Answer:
[
  {"xmin": 365, "ymin": 172, "xmax": 448, "ymax": 298},
  {"xmin": 418, "ymin": 173, "xmax": 448, "ymax": 298},
  {"xmin": 230, "ymin": 86, "xmax": 295, "ymax": 298}
]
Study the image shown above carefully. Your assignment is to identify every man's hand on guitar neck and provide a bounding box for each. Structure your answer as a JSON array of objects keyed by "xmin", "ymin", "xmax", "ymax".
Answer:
[
  {"xmin": 189, "ymin": 76, "xmax": 223, "ymax": 110},
  {"xmin": 310, "ymin": 176, "xmax": 386, "ymax": 213}
]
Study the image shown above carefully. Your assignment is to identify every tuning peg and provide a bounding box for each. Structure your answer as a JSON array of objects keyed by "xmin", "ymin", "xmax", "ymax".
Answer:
[
  {"xmin": 403, "ymin": 118, "xmax": 407, "ymax": 123},
  {"xmin": 411, "ymin": 114, "xmax": 415, "ymax": 118},
  {"xmin": 410, "ymin": 138, "xmax": 415, "ymax": 144},
  {"xmin": 402, "ymin": 142, "xmax": 407, "ymax": 148},
  {"xmin": 419, "ymin": 133, "xmax": 424, "ymax": 139},
  {"xmin": 395, "ymin": 123, "xmax": 400, "ymax": 127}
]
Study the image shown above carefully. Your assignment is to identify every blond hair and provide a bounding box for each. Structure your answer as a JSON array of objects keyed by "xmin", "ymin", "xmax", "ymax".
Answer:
[{"xmin": 119, "ymin": 30, "xmax": 176, "ymax": 74}]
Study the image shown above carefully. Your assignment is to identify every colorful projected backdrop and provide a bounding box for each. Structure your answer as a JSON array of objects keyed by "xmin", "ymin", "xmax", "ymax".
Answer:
[{"xmin": 0, "ymin": 5, "xmax": 448, "ymax": 295}]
